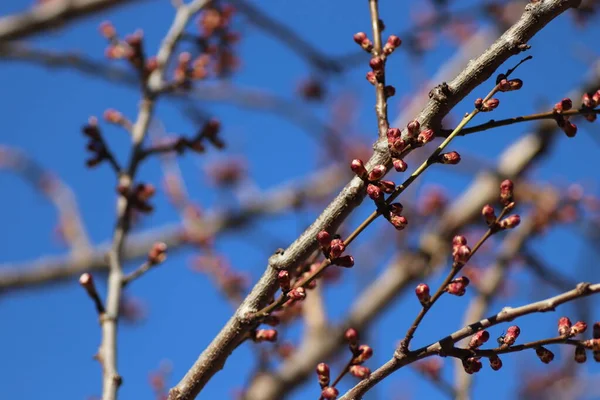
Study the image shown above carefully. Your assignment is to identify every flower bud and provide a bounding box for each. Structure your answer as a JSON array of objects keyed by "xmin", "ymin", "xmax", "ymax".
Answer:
[
  {"xmin": 415, "ymin": 283, "xmax": 430, "ymax": 305},
  {"xmin": 355, "ymin": 345, "xmax": 373, "ymax": 363},
  {"xmin": 366, "ymin": 71, "xmax": 377, "ymax": 85},
  {"xmin": 535, "ymin": 347, "xmax": 554, "ymax": 364},
  {"xmin": 594, "ymin": 322, "xmax": 600, "ymax": 339},
  {"xmin": 255, "ymin": 329, "xmax": 278, "ymax": 342},
  {"xmin": 499, "ymin": 215, "xmax": 521, "ymax": 229},
  {"xmin": 575, "ymin": 346, "xmax": 587, "ymax": 364},
  {"xmin": 489, "ymin": 355, "xmax": 503, "ymax": 371},
  {"xmin": 384, "ymin": 85, "xmax": 396, "ymax": 98},
  {"xmin": 390, "ymin": 214, "xmax": 408, "ymax": 230},
  {"xmin": 345, "ymin": 328, "xmax": 359, "ymax": 345},
  {"xmin": 316, "ymin": 363, "xmax": 330, "ymax": 387},
  {"xmin": 387, "ymin": 127, "xmax": 401, "ymax": 141},
  {"xmin": 452, "ymin": 235, "xmax": 467, "ymax": 247},
  {"xmin": 367, "ymin": 184, "xmax": 383, "ymax": 201},
  {"xmin": 468, "ymin": 330, "xmax": 490, "ymax": 349},
  {"xmin": 562, "ymin": 121, "xmax": 577, "ymax": 137},
  {"xmin": 554, "ymin": 98, "xmax": 573, "ymax": 113},
  {"xmin": 368, "ymin": 165, "xmax": 387, "ymax": 181},
  {"xmin": 482, "ymin": 204, "xmax": 496, "ymax": 226},
  {"xmin": 287, "ymin": 287, "xmax": 306, "ymax": 301},
  {"xmin": 484, "ymin": 98, "xmax": 500, "ymax": 110},
  {"xmin": 383, "ymin": 35, "xmax": 402, "ymax": 54},
  {"xmin": 438, "ymin": 151, "xmax": 461, "ymax": 165},
  {"xmin": 334, "ymin": 255, "xmax": 354, "ymax": 268},
  {"xmin": 353, "ymin": 32, "xmax": 367, "ymax": 44},
  {"xmin": 417, "ymin": 129, "xmax": 435, "ymax": 145},
  {"xmin": 351, "ymin": 159, "xmax": 367, "ymax": 178},
  {"xmin": 321, "ymin": 387, "xmax": 339, "ymax": 400},
  {"xmin": 278, "ymin": 270, "xmax": 291, "ymax": 292},
  {"xmin": 378, "ymin": 180, "xmax": 395, "ymax": 193},
  {"xmin": 317, "ymin": 231, "xmax": 332, "ymax": 249},
  {"xmin": 391, "ymin": 139, "xmax": 406, "ymax": 153},
  {"xmin": 462, "ymin": 357, "xmax": 482, "ymax": 374},
  {"xmin": 393, "ymin": 158, "xmax": 408, "ymax": 172},
  {"xmin": 407, "ymin": 120, "xmax": 420, "ymax": 136},
  {"xmin": 369, "ymin": 56, "xmax": 384, "ymax": 71},
  {"xmin": 499, "ymin": 179, "xmax": 514, "ymax": 205},
  {"xmin": 349, "ymin": 365, "xmax": 370, "ymax": 379},
  {"xmin": 571, "ymin": 321, "xmax": 588, "ymax": 336},
  {"xmin": 503, "ymin": 325, "xmax": 520, "ymax": 346},
  {"xmin": 447, "ymin": 276, "xmax": 469, "ymax": 296},
  {"xmin": 453, "ymin": 245, "xmax": 471, "ymax": 266},
  {"xmin": 148, "ymin": 242, "xmax": 167, "ymax": 264},
  {"xmin": 329, "ymin": 238, "xmax": 346, "ymax": 259},
  {"xmin": 558, "ymin": 317, "xmax": 572, "ymax": 336}
]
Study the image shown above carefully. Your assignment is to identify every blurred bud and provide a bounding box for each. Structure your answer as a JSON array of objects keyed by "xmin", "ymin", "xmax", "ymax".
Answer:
[
  {"xmin": 535, "ymin": 347, "xmax": 554, "ymax": 364},
  {"xmin": 415, "ymin": 283, "xmax": 430, "ymax": 305}
]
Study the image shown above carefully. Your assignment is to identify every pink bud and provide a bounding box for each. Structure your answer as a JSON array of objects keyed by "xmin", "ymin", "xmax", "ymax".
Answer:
[
  {"xmin": 366, "ymin": 71, "xmax": 377, "ymax": 85},
  {"xmin": 484, "ymin": 98, "xmax": 500, "ymax": 110},
  {"xmin": 571, "ymin": 321, "xmax": 588, "ymax": 336},
  {"xmin": 468, "ymin": 330, "xmax": 490, "ymax": 349},
  {"xmin": 417, "ymin": 129, "xmax": 435, "ymax": 145},
  {"xmin": 390, "ymin": 214, "xmax": 408, "ymax": 230},
  {"xmin": 368, "ymin": 165, "xmax": 387, "ymax": 181},
  {"xmin": 79, "ymin": 273, "xmax": 94, "ymax": 289},
  {"xmin": 378, "ymin": 180, "xmax": 395, "ymax": 193},
  {"xmin": 353, "ymin": 32, "xmax": 367, "ymax": 44},
  {"xmin": 536, "ymin": 347, "xmax": 554, "ymax": 364},
  {"xmin": 558, "ymin": 317, "xmax": 572, "ymax": 336},
  {"xmin": 383, "ymin": 35, "xmax": 402, "ymax": 54},
  {"xmin": 582, "ymin": 93, "xmax": 595, "ymax": 108},
  {"xmin": 392, "ymin": 139, "xmax": 406, "ymax": 153},
  {"xmin": 278, "ymin": 270, "xmax": 291, "ymax": 292},
  {"xmin": 367, "ymin": 184, "xmax": 383, "ymax": 201},
  {"xmin": 499, "ymin": 215, "xmax": 520, "ymax": 229},
  {"xmin": 148, "ymin": 242, "xmax": 167, "ymax": 264},
  {"xmin": 447, "ymin": 276, "xmax": 470, "ymax": 296},
  {"xmin": 503, "ymin": 325, "xmax": 520, "ymax": 346},
  {"xmin": 321, "ymin": 387, "xmax": 339, "ymax": 400},
  {"xmin": 500, "ymin": 179, "xmax": 514, "ymax": 205},
  {"xmin": 287, "ymin": 287, "xmax": 306, "ymax": 301},
  {"xmin": 415, "ymin": 283, "xmax": 430, "ymax": 305},
  {"xmin": 255, "ymin": 329, "xmax": 278, "ymax": 342},
  {"xmin": 345, "ymin": 328, "xmax": 359, "ymax": 345},
  {"xmin": 351, "ymin": 159, "xmax": 367, "ymax": 178},
  {"xmin": 563, "ymin": 121, "xmax": 577, "ymax": 137},
  {"xmin": 356, "ymin": 345, "xmax": 373, "ymax": 362},
  {"xmin": 329, "ymin": 238, "xmax": 345, "ymax": 259},
  {"xmin": 462, "ymin": 357, "xmax": 482, "ymax": 374},
  {"xmin": 407, "ymin": 120, "xmax": 420, "ymax": 136},
  {"xmin": 453, "ymin": 245, "xmax": 471, "ymax": 266},
  {"xmin": 439, "ymin": 151, "xmax": 461, "ymax": 165},
  {"xmin": 482, "ymin": 204, "xmax": 496, "ymax": 226},
  {"xmin": 554, "ymin": 98, "xmax": 573, "ymax": 112},
  {"xmin": 369, "ymin": 56, "xmax": 384, "ymax": 70},
  {"xmin": 453, "ymin": 235, "xmax": 467, "ymax": 247},
  {"xmin": 317, "ymin": 230, "xmax": 332, "ymax": 249},
  {"xmin": 393, "ymin": 158, "xmax": 408, "ymax": 172},
  {"xmin": 349, "ymin": 365, "xmax": 370, "ymax": 379},
  {"xmin": 387, "ymin": 127, "xmax": 401, "ymax": 141},
  {"xmin": 316, "ymin": 363, "xmax": 330, "ymax": 387}
]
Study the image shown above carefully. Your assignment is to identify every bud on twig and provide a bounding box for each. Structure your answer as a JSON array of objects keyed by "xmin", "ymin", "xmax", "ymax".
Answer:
[
  {"xmin": 535, "ymin": 347, "xmax": 554, "ymax": 364},
  {"xmin": 316, "ymin": 362, "xmax": 330, "ymax": 387},
  {"xmin": 415, "ymin": 283, "xmax": 430, "ymax": 305},
  {"xmin": 558, "ymin": 317, "xmax": 572, "ymax": 336}
]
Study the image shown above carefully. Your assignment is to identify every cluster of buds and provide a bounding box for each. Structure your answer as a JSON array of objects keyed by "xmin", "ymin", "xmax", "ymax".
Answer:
[
  {"xmin": 468, "ymin": 330, "xmax": 490, "ymax": 349},
  {"xmin": 253, "ymin": 329, "xmax": 278, "ymax": 343},
  {"xmin": 446, "ymin": 276, "xmax": 470, "ymax": 296},
  {"xmin": 316, "ymin": 230, "xmax": 354, "ymax": 267},
  {"xmin": 417, "ymin": 186, "xmax": 448, "ymax": 216},
  {"xmin": 452, "ymin": 235, "xmax": 471, "ymax": 267},
  {"xmin": 553, "ymin": 97, "xmax": 578, "ymax": 137},
  {"xmin": 354, "ymin": 32, "xmax": 373, "ymax": 53},
  {"xmin": 350, "ymin": 159, "xmax": 395, "ymax": 202},
  {"xmin": 581, "ymin": 90, "xmax": 600, "ymax": 122},
  {"xmin": 100, "ymin": 22, "xmax": 157, "ymax": 81},
  {"xmin": 535, "ymin": 346, "xmax": 555, "ymax": 364},
  {"xmin": 386, "ymin": 120, "xmax": 435, "ymax": 156},
  {"xmin": 346, "ymin": 328, "xmax": 372, "ymax": 378},
  {"xmin": 173, "ymin": 119, "xmax": 224, "ymax": 154},
  {"xmin": 173, "ymin": 52, "xmax": 211, "ymax": 89},
  {"xmin": 557, "ymin": 317, "xmax": 588, "ymax": 337},
  {"xmin": 81, "ymin": 117, "xmax": 111, "ymax": 168},
  {"xmin": 387, "ymin": 203, "xmax": 408, "ymax": 231},
  {"xmin": 118, "ymin": 182, "xmax": 156, "ymax": 213},
  {"xmin": 499, "ymin": 325, "xmax": 520, "ymax": 347},
  {"xmin": 147, "ymin": 242, "xmax": 168, "ymax": 265},
  {"xmin": 196, "ymin": 5, "xmax": 240, "ymax": 77},
  {"xmin": 498, "ymin": 78, "xmax": 523, "ymax": 92},
  {"xmin": 474, "ymin": 97, "xmax": 500, "ymax": 112},
  {"xmin": 462, "ymin": 357, "xmax": 482, "ymax": 374}
]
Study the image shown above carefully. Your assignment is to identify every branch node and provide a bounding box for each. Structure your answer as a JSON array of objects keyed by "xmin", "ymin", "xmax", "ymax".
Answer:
[{"xmin": 428, "ymin": 82, "xmax": 451, "ymax": 104}]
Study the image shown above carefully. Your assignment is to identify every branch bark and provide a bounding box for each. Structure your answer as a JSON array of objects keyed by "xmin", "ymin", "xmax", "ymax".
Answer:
[{"xmin": 169, "ymin": 1, "xmax": 580, "ymax": 398}]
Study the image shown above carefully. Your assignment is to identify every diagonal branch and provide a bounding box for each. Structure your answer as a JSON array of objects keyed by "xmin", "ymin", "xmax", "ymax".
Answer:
[
  {"xmin": 168, "ymin": 1, "xmax": 581, "ymax": 398},
  {"xmin": 0, "ymin": 0, "xmax": 143, "ymax": 42}
]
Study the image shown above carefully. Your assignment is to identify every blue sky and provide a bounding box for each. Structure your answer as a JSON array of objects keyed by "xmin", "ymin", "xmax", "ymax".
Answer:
[{"xmin": 1, "ymin": 0, "xmax": 600, "ymax": 399}]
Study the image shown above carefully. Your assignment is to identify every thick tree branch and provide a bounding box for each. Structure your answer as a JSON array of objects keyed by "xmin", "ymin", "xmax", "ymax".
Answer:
[{"xmin": 0, "ymin": 0, "xmax": 142, "ymax": 42}]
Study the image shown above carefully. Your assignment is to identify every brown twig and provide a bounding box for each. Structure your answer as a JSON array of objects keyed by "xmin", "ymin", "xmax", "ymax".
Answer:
[{"xmin": 339, "ymin": 281, "xmax": 600, "ymax": 399}]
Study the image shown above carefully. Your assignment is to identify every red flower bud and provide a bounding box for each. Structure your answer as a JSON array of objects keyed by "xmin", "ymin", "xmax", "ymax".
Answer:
[
  {"xmin": 321, "ymin": 387, "xmax": 339, "ymax": 400},
  {"xmin": 484, "ymin": 98, "xmax": 500, "ymax": 110},
  {"xmin": 353, "ymin": 32, "xmax": 367, "ymax": 44},
  {"xmin": 349, "ymin": 365, "xmax": 370, "ymax": 379},
  {"xmin": 393, "ymin": 158, "xmax": 408, "ymax": 172},
  {"xmin": 562, "ymin": 121, "xmax": 577, "ymax": 137},
  {"xmin": 558, "ymin": 317, "xmax": 572, "ymax": 336},
  {"xmin": 366, "ymin": 71, "xmax": 377, "ymax": 85},
  {"xmin": 367, "ymin": 184, "xmax": 383, "ymax": 200},
  {"xmin": 334, "ymin": 255, "xmax": 354, "ymax": 268},
  {"xmin": 148, "ymin": 242, "xmax": 167, "ymax": 264},
  {"xmin": 316, "ymin": 362, "xmax": 330, "ymax": 387},
  {"xmin": 255, "ymin": 329, "xmax": 278, "ymax": 342},
  {"xmin": 317, "ymin": 230, "xmax": 332, "ymax": 249},
  {"xmin": 500, "ymin": 179, "xmax": 514, "ymax": 205},
  {"xmin": 387, "ymin": 127, "xmax": 401, "ymax": 141},
  {"xmin": 390, "ymin": 214, "xmax": 408, "ymax": 230},
  {"xmin": 278, "ymin": 270, "xmax": 291, "ymax": 292},
  {"xmin": 571, "ymin": 321, "xmax": 588, "ymax": 336},
  {"xmin": 287, "ymin": 287, "xmax": 306, "ymax": 301},
  {"xmin": 383, "ymin": 35, "xmax": 402, "ymax": 54},
  {"xmin": 329, "ymin": 238, "xmax": 346, "ymax": 259},
  {"xmin": 378, "ymin": 180, "xmax": 395, "ymax": 193},
  {"xmin": 355, "ymin": 344, "xmax": 373, "ymax": 363},
  {"xmin": 351, "ymin": 159, "xmax": 367, "ymax": 178},
  {"xmin": 503, "ymin": 325, "xmax": 520, "ymax": 346},
  {"xmin": 417, "ymin": 129, "xmax": 435, "ymax": 145},
  {"xmin": 453, "ymin": 235, "xmax": 467, "ymax": 247},
  {"xmin": 369, "ymin": 56, "xmax": 384, "ymax": 70},
  {"xmin": 499, "ymin": 215, "xmax": 521, "ymax": 229},
  {"xmin": 462, "ymin": 357, "xmax": 482, "ymax": 374},
  {"xmin": 482, "ymin": 204, "xmax": 496, "ymax": 226},
  {"xmin": 453, "ymin": 245, "xmax": 471, "ymax": 266},
  {"xmin": 391, "ymin": 139, "xmax": 406, "ymax": 153},
  {"xmin": 439, "ymin": 151, "xmax": 461, "ymax": 165},
  {"xmin": 345, "ymin": 328, "xmax": 359, "ymax": 345},
  {"xmin": 468, "ymin": 330, "xmax": 490, "ymax": 349},
  {"xmin": 554, "ymin": 98, "xmax": 573, "ymax": 113},
  {"xmin": 407, "ymin": 120, "xmax": 420, "ymax": 136},
  {"xmin": 368, "ymin": 165, "xmax": 387, "ymax": 181},
  {"xmin": 447, "ymin": 276, "xmax": 470, "ymax": 296},
  {"xmin": 415, "ymin": 283, "xmax": 430, "ymax": 305}
]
